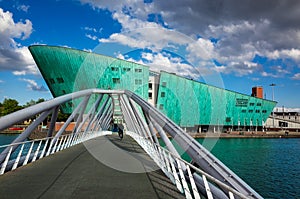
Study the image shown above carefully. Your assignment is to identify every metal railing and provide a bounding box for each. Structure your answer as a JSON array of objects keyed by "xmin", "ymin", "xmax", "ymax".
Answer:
[
  {"xmin": 128, "ymin": 131, "xmax": 249, "ymax": 199},
  {"xmin": 0, "ymin": 89, "xmax": 262, "ymax": 199},
  {"xmin": 0, "ymin": 131, "xmax": 112, "ymax": 175}
]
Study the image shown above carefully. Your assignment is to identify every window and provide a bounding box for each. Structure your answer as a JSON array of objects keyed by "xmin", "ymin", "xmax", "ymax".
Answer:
[
  {"xmin": 262, "ymin": 110, "xmax": 267, "ymax": 113},
  {"xmin": 123, "ymin": 68, "xmax": 131, "ymax": 72},
  {"xmin": 241, "ymin": 110, "xmax": 246, "ymax": 113},
  {"xmin": 248, "ymin": 110, "xmax": 253, "ymax": 113},
  {"xmin": 148, "ymin": 92, "xmax": 152, "ymax": 99},
  {"xmin": 135, "ymin": 68, "xmax": 142, "ymax": 73},
  {"xmin": 56, "ymin": 77, "xmax": 64, "ymax": 83},
  {"xmin": 159, "ymin": 104, "xmax": 164, "ymax": 110},
  {"xmin": 257, "ymin": 103, "xmax": 262, "ymax": 106},
  {"xmin": 112, "ymin": 78, "xmax": 120, "ymax": 84},
  {"xmin": 135, "ymin": 79, "xmax": 142, "ymax": 85},
  {"xmin": 250, "ymin": 103, "xmax": 255, "ymax": 106},
  {"xmin": 226, "ymin": 117, "xmax": 231, "ymax": 122},
  {"xmin": 162, "ymin": 82, "xmax": 167, "ymax": 87},
  {"xmin": 161, "ymin": 92, "xmax": 165, "ymax": 97},
  {"xmin": 111, "ymin": 67, "xmax": 119, "ymax": 71},
  {"xmin": 149, "ymin": 83, "xmax": 152, "ymax": 90},
  {"xmin": 255, "ymin": 110, "xmax": 260, "ymax": 113},
  {"xmin": 49, "ymin": 78, "xmax": 55, "ymax": 84},
  {"xmin": 62, "ymin": 90, "xmax": 66, "ymax": 94}
]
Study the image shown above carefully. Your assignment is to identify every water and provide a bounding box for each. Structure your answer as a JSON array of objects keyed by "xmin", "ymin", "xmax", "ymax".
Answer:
[
  {"xmin": 0, "ymin": 134, "xmax": 19, "ymax": 146},
  {"xmin": 197, "ymin": 138, "xmax": 300, "ymax": 199},
  {"xmin": 1, "ymin": 134, "xmax": 299, "ymax": 198}
]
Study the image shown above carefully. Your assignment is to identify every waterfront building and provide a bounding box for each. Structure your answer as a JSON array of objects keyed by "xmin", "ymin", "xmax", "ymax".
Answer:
[{"xmin": 29, "ymin": 45, "xmax": 277, "ymax": 132}]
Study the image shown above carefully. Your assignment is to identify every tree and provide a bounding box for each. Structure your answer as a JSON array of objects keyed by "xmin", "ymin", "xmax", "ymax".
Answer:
[{"xmin": 0, "ymin": 98, "xmax": 22, "ymax": 116}]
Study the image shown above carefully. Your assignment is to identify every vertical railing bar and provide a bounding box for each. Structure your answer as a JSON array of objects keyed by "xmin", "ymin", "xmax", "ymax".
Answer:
[
  {"xmin": 39, "ymin": 138, "xmax": 49, "ymax": 159},
  {"xmin": 32, "ymin": 140, "xmax": 42, "ymax": 162},
  {"xmin": 12, "ymin": 144, "xmax": 24, "ymax": 170},
  {"xmin": 23, "ymin": 141, "xmax": 34, "ymax": 166},
  {"xmin": 0, "ymin": 146, "xmax": 13, "ymax": 175},
  {"xmin": 186, "ymin": 165, "xmax": 201, "ymax": 199},
  {"xmin": 56, "ymin": 136, "xmax": 64, "ymax": 153},
  {"xmin": 203, "ymin": 175, "xmax": 214, "ymax": 199},
  {"xmin": 176, "ymin": 158, "xmax": 193, "ymax": 199},
  {"xmin": 59, "ymin": 135, "xmax": 68, "ymax": 151},
  {"xmin": 51, "ymin": 137, "xmax": 59, "ymax": 154},
  {"xmin": 45, "ymin": 139, "xmax": 54, "ymax": 157},
  {"xmin": 169, "ymin": 153, "xmax": 183, "ymax": 193}
]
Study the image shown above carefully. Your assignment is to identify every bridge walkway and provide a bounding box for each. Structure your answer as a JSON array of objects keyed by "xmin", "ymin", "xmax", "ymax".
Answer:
[{"xmin": 0, "ymin": 134, "xmax": 185, "ymax": 199}]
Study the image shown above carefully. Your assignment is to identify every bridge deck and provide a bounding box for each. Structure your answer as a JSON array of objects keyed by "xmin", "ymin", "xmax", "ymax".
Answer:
[{"xmin": 0, "ymin": 135, "xmax": 185, "ymax": 199}]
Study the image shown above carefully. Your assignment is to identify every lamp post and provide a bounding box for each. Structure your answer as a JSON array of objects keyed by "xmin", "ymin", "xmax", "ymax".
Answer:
[{"xmin": 270, "ymin": 83, "xmax": 276, "ymax": 128}]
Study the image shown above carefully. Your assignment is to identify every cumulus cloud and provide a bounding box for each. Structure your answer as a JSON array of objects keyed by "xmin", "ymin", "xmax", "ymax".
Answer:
[
  {"xmin": 80, "ymin": 0, "xmax": 300, "ymax": 80},
  {"xmin": 19, "ymin": 78, "xmax": 48, "ymax": 92},
  {"xmin": 0, "ymin": 8, "xmax": 37, "ymax": 75}
]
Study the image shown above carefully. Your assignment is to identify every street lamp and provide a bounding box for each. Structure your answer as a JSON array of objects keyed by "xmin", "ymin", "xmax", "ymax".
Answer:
[{"xmin": 270, "ymin": 83, "xmax": 276, "ymax": 128}]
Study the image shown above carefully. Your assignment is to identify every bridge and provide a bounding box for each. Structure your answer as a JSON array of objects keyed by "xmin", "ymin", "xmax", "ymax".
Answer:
[{"xmin": 0, "ymin": 89, "xmax": 262, "ymax": 199}]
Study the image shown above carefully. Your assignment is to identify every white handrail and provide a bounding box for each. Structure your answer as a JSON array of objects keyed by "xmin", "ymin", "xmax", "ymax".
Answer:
[{"xmin": 127, "ymin": 131, "xmax": 251, "ymax": 199}]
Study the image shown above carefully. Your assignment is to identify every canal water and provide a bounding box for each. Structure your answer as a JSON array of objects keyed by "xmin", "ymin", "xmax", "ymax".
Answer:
[{"xmin": 0, "ymin": 134, "xmax": 299, "ymax": 198}]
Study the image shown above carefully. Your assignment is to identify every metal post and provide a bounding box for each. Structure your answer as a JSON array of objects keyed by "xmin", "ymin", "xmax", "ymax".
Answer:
[{"xmin": 270, "ymin": 83, "xmax": 276, "ymax": 128}]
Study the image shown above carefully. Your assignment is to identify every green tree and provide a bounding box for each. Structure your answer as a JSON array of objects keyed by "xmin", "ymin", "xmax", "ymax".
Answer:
[{"xmin": 0, "ymin": 98, "xmax": 22, "ymax": 116}]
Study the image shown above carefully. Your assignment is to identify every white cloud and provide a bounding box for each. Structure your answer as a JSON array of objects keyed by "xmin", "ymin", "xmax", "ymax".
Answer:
[
  {"xmin": 19, "ymin": 78, "xmax": 48, "ymax": 92},
  {"xmin": 0, "ymin": 8, "xmax": 37, "ymax": 75},
  {"xmin": 85, "ymin": 34, "xmax": 98, "ymax": 40},
  {"xmin": 81, "ymin": 0, "xmax": 300, "ymax": 80},
  {"xmin": 17, "ymin": 5, "xmax": 30, "ymax": 12},
  {"xmin": 292, "ymin": 73, "xmax": 300, "ymax": 80}
]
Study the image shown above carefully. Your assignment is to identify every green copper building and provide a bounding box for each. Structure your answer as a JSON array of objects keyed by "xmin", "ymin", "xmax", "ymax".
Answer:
[{"xmin": 29, "ymin": 45, "xmax": 276, "ymax": 132}]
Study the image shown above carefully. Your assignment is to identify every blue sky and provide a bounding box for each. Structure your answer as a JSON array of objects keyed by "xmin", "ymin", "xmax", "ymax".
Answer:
[{"xmin": 0, "ymin": 0, "xmax": 300, "ymax": 111}]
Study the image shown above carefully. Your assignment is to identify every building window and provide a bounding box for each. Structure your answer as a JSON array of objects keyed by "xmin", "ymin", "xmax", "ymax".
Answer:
[
  {"xmin": 262, "ymin": 110, "xmax": 267, "ymax": 113},
  {"xmin": 62, "ymin": 90, "xmax": 66, "ymax": 94},
  {"xmin": 111, "ymin": 67, "xmax": 119, "ymax": 71},
  {"xmin": 241, "ymin": 110, "xmax": 246, "ymax": 113},
  {"xmin": 248, "ymin": 110, "xmax": 253, "ymax": 113},
  {"xmin": 250, "ymin": 103, "xmax": 255, "ymax": 106},
  {"xmin": 255, "ymin": 110, "xmax": 260, "ymax": 113},
  {"xmin": 159, "ymin": 104, "xmax": 164, "ymax": 110},
  {"xmin": 226, "ymin": 117, "xmax": 231, "ymax": 122},
  {"xmin": 161, "ymin": 92, "xmax": 165, "ymax": 97},
  {"xmin": 162, "ymin": 82, "xmax": 167, "ymax": 87},
  {"xmin": 149, "ymin": 92, "xmax": 152, "ymax": 99},
  {"xmin": 49, "ymin": 78, "xmax": 55, "ymax": 84},
  {"xmin": 149, "ymin": 83, "xmax": 152, "ymax": 90},
  {"xmin": 257, "ymin": 103, "xmax": 262, "ymax": 106},
  {"xmin": 135, "ymin": 68, "xmax": 142, "ymax": 73},
  {"xmin": 57, "ymin": 77, "xmax": 64, "ymax": 83},
  {"xmin": 135, "ymin": 79, "xmax": 142, "ymax": 85},
  {"xmin": 123, "ymin": 68, "xmax": 131, "ymax": 72},
  {"xmin": 112, "ymin": 78, "xmax": 120, "ymax": 84}
]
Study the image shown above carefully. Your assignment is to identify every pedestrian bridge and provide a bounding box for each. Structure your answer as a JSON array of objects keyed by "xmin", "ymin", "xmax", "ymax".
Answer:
[{"xmin": 0, "ymin": 89, "xmax": 262, "ymax": 199}]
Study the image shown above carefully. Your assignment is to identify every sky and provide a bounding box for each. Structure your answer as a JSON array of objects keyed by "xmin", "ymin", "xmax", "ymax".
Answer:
[{"xmin": 0, "ymin": 0, "xmax": 300, "ymax": 111}]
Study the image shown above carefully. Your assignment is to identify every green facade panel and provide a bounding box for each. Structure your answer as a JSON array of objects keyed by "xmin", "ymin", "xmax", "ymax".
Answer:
[
  {"xmin": 29, "ymin": 45, "xmax": 149, "ymax": 113},
  {"xmin": 29, "ymin": 45, "xmax": 276, "ymax": 128},
  {"xmin": 157, "ymin": 72, "xmax": 276, "ymax": 127}
]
